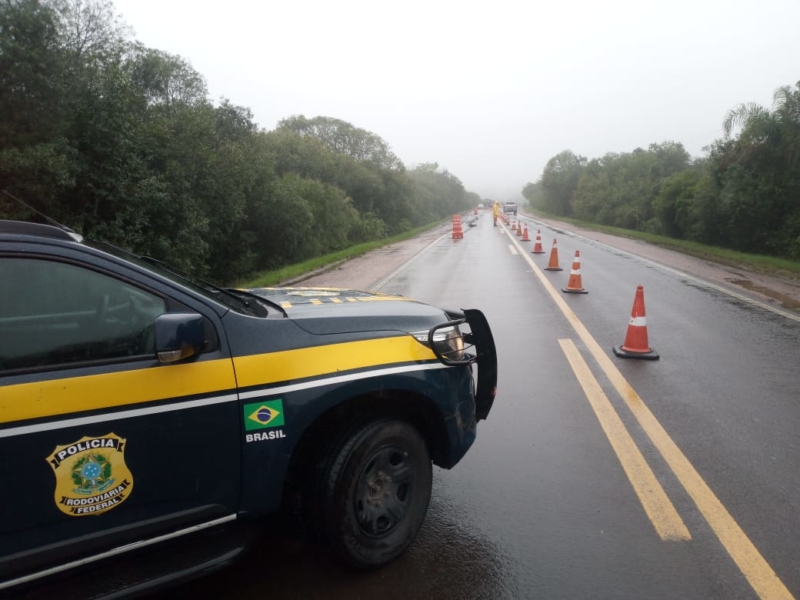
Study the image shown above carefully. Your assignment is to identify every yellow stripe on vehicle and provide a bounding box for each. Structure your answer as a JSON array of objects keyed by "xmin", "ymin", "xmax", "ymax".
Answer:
[
  {"xmin": 0, "ymin": 359, "xmax": 237, "ymax": 425},
  {"xmin": 233, "ymin": 336, "xmax": 437, "ymax": 389},
  {"xmin": 2, "ymin": 337, "xmax": 438, "ymax": 427},
  {"xmin": 355, "ymin": 295, "xmax": 408, "ymax": 302}
]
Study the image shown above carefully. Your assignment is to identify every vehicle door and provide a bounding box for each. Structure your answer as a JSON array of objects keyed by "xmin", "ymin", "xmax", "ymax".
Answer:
[{"xmin": 0, "ymin": 250, "xmax": 240, "ymax": 588}]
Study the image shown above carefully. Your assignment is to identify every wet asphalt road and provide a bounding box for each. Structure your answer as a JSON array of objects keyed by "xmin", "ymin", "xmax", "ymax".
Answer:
[{"xmin": 159, "ymin": 213, "xmax": 800, "ymax": 599}]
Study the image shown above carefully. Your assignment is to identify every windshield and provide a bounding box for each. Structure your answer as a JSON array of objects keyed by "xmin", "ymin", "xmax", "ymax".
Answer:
[{"xmin": 88, "ymin": 241, "xmax": 264, "ymax": 315}]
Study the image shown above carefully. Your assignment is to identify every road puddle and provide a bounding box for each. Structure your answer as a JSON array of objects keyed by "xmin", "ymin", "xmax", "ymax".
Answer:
[{"xmin": 728, "ymin": 279, "xmax": 800, "ymax": 311}]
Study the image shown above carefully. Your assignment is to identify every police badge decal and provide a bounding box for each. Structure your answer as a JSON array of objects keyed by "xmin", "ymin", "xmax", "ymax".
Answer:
[{"xmin": 47, "ymin": 433, "xmax": 134, "ymax": 516}]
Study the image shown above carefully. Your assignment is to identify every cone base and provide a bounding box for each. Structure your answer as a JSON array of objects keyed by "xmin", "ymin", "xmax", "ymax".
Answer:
[
  {"xmin": 613, "ymin": 346, "xmax": 659, "ymax": 360},
  {"xmin": 562, "ymin": 288, "xmax": 588, "ymax": 294},
  {"xmin": 532, "ymin": 250, "xmax": 546, "ymax": 254},
  {"xmin": 544, "ymin": 267, "xmax": 563, "ymax": 271}
]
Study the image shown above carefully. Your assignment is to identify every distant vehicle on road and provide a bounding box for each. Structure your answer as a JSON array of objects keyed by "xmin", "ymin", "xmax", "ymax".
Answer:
[{"xmin": 503, "ymin": 202, "xmax": 518, "ymax": 215}]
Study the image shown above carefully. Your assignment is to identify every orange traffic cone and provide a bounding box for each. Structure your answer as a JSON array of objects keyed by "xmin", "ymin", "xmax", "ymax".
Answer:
[
  {"xmin": 544, "ymin": 239, "xmax": 563, "ymax": 271},
  {"xmin": 516, "ymin": 221, "xmax": 523, "ymax": 236},
  {"xmin": 613, "ymin": 285, "xmax": 659, "ymax": 360},
  {"xmin": 562, "ymin": 250, "xmax": 588, "ymax": 294},
  {"xmin": 451, "ymin": 215, "xmax": 463, "ymax": 239},
  {"xmin": 531, "ymin": 230, "xmax": 545, "ymax": 254},
  {"xmin": 521, "ymin": 225, "xmax": 530, "ymax": 241}
]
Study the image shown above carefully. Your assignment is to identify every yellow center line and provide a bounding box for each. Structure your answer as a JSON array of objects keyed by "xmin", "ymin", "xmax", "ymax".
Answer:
[
  {"xmin": 558, "ymin": 338, "xmax": 690, "ymax": 541},
  {"xmin": 506, "ymin": 225, "xmax": 794, "ymax": 600}
]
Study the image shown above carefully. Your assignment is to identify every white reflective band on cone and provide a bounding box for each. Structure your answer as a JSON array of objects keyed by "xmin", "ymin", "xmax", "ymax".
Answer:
[{"xmin": 629, "ymin": 316, "xmax": 647, "ymax": 326}]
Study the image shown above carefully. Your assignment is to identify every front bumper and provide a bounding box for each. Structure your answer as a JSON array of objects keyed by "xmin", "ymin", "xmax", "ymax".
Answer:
[
  {"xmin": 463, "ymin": 309, "xmax": 498, "ymax": 420},
  {"xmin": 424, "ymin": 308, "xmax": 497, "ymax": 423}
]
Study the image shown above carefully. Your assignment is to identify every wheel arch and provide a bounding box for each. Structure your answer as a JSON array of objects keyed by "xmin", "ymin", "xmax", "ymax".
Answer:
[
  {"xmin": 288, "ymin": 389, "xmax": 451, "ymax": 473},
  {"xmin": 281, "ymin": 389, "xmax": 452, "ymax": 522}
]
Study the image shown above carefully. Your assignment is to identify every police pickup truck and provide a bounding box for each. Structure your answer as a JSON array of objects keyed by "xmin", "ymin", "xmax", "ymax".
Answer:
[{"xmin": 0, "ymin": 220, "xmax": 497, "ymax": 598}]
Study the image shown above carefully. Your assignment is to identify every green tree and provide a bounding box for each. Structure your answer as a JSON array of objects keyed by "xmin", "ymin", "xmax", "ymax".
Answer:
[
  {"xmin": 572, "ymin": 159, "xmax": 612, "ymax": 223},
  {"xmin": 716, "ymin": 82, "xmax": 800, "ymax": 256},
  {"xmin": 521, "ymin": 180, "xmax": 544, "ymax": 210},
  {"xmin": 540, "ymin": 150, "xmax": 586, "ymax": 216},
  {"xmin": 0, "ymin": 0, "xmax": 74, "ymax": 203},
  {"xmin": 653, "ymin": 168, "xmax": 703, "ymax": 238},
  {"xmin": 125, "ymin": 44, "xmax": 207, "ymax": 108},
  {"xmin": 723, "ymin": 81, "xmax": 800, "ymax": 167},
  {"xmin": 0, "ymin": 0, "xmax": 484, "ymax": 284},
  {"xmin": 278, "ymin": 115, "xmax": 404, "ymax": 171},
  {"xmin": 408, "ymin": 163, "xmax": 472, "ymax": 221}
]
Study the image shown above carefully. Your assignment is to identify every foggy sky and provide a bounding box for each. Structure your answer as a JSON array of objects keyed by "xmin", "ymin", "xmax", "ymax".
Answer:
[{"xmin": 113, "ymin": 0, "xmax": 800, "ymax": 200}]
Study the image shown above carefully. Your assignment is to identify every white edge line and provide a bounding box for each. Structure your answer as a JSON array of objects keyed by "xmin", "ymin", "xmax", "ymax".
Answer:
[
  {"xmin": 240, "ymin": 362, "xmax": 449, "ymax": 400},
  {"xmin": 371, "ymin": 231, "xmax": 451, "ymax": 291},
  {"xmin": 0, "ymin": 394, "xmax": 238, "ymax": 439},
  {"xmin": 0, "ymin": 514, "xmax": 237, "ymax": 590}
]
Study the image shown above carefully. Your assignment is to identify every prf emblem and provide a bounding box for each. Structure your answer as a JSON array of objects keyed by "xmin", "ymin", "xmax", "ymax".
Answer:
[{"xmin": 47, "ymin": 433, "xmax": 134, "ymax": 517}]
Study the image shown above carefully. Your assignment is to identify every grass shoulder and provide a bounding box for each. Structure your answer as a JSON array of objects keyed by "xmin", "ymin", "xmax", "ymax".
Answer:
[
  {"xmin": 240, "ymin": 220, "xmax": 448, "ymax": 288},
  {"xmin": 527, "ymin": 211, "xmax": 800, "ymax": 280}
]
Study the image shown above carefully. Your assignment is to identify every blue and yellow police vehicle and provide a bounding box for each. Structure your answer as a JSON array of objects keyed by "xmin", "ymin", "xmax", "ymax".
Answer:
[{"xmin": 0, "ymin": 219, "xmax": 497, "ymax": 598}]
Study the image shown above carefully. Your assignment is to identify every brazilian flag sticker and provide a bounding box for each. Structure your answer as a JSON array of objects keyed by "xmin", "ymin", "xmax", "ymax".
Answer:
[{"xmin": 244, "ymin": 400, "xmax": 285, "ymax": 431}]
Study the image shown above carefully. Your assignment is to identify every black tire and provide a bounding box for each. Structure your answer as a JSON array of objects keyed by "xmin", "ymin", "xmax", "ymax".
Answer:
[{"xmin": 320, "ymin": 419, "xmax": 432, "ymax": 568}]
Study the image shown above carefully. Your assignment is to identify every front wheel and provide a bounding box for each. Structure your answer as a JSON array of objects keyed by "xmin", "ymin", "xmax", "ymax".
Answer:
[{"xmin": 321, "ymin": 419, "xmax": 432, "ymax": 568}]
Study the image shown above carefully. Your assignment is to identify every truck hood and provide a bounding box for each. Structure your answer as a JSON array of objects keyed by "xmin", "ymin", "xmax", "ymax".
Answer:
[{"xmin": 246, "ymin": 286, "xmax": 456, "ymax": 335}]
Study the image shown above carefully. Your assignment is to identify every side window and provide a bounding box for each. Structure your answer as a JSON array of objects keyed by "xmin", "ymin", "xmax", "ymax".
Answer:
[{"xmin": 0, "ymin": 257, "xmax": 167, "ymax": 372}]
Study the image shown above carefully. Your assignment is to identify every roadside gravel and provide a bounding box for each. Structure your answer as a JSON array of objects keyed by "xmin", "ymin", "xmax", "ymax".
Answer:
[{"xmin": 281, "ymin": 222, "xmax": 455, "ymax": 292}]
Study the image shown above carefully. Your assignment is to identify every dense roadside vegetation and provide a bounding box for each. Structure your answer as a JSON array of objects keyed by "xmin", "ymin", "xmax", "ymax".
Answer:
[
  {"xmin": 0, "ymin": 0, "xmax": 479, "ymax": 285},
  {"xmin": 523, "ymin": 82, "xmax": 800, "ymax": 263}
]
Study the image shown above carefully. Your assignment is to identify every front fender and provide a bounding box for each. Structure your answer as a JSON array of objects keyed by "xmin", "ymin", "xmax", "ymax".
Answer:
[{"xmin": 238, "ymin": 362, "xmax": 476, "ymax": 515}]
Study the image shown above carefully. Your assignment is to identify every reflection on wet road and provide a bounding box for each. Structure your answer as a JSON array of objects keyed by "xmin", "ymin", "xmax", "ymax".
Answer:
[
  {"xmin": 158, "ymin": 213, "xmax": 800, "ymax": 599},
  {"xmin": 155, "ymin": 484, "xmax": 512, "ymax": 599}
]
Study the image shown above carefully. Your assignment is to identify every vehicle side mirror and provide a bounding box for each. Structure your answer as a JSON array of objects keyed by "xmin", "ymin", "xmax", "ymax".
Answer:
[{"xmin": 154, "ymin": 313, "xmax": 206, "ymax": 364}]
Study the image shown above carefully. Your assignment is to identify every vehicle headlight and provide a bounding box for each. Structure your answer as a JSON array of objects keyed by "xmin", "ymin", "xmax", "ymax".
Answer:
[{"xmin": 411, "ymin": 322, "xmax": 470, "ymax": 365}]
